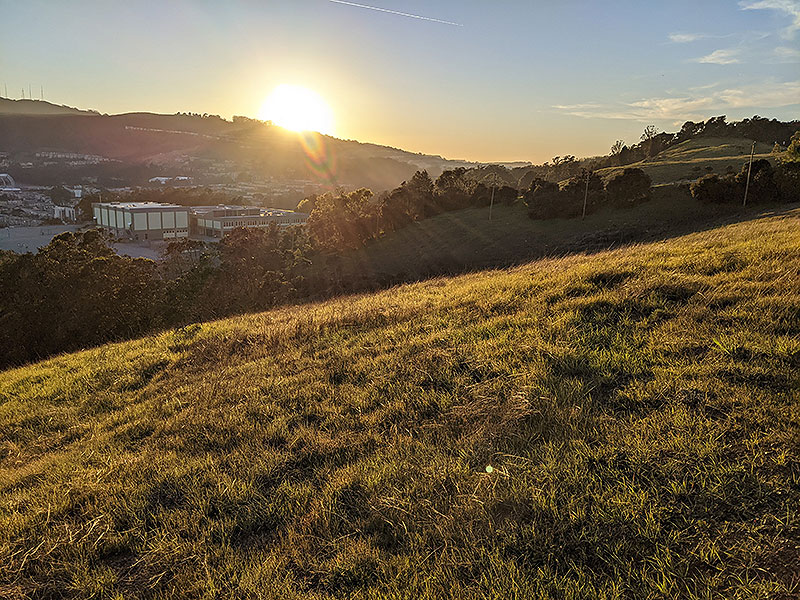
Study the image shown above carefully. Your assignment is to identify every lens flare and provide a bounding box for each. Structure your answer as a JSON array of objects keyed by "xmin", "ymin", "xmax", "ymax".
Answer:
[{"xmin": 299, "ymin": 131, "xmax": 337, "ymax": 183}]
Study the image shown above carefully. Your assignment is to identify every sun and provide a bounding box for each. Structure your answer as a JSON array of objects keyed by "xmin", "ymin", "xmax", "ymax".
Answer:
[{"xmin": 258, "ymin": 84, "xmax": 334, "ymax": 135}]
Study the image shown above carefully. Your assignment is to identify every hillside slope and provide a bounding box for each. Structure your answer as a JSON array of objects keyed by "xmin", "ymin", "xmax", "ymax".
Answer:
[
  {"xmin": 327, "ymin": 188, "xmax": 794, "ymax": 288},
  {"xmin": 0, "ymin": 97, "xmax": 96, "ymax": 116},
  {"xmin": 0, "ymin": 109, "xmax": 475, "ymax": 190},
  {"xmin": 1, "ymin": 210, "xmax": 799, "ymax": 598},
  {"xmin": 598, "ymin": 137, "xmax": 776, "ymax": 185}
]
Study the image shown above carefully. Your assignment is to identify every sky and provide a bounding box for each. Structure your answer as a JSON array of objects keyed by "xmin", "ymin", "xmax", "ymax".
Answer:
[{"xmin": 1, "ymin": 0, "xmax": 799, "ymax": 162}]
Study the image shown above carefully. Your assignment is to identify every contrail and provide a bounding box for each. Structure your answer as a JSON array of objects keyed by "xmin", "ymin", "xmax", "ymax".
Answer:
[{"xmin": 328, "ymin": 0, "xmax": 462, "ymax": 26}]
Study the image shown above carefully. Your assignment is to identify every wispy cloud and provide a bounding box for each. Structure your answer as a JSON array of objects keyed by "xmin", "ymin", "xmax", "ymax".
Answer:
[
  {"xmin": 327, "ymin": 0, "xmax": 462, "ymax": 26},
  {"xmin": 740, "ymin": 0, "xmax": 800, "ymax": 37},
  {"xmin": 773, "ymin": 44, "xmax": 800, "ymax": 60},
  {"xmin": 553, "ymin": 80, "xmax": 800, "ymax": 122},
  {"xmin": 695, "ymin": 48, "xmax": 742, "ymax": 64},
  {"xmin": 668, "ymin": 32, "xmax": 707, "ymax": 43},
  {"xmin": 716, "ymin": 80, "xmax": 800, "ymax": 107}
]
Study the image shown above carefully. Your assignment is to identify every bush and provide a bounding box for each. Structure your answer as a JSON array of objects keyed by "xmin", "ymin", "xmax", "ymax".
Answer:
[
  {"xmin": 525, "ymin": 180, "xmax": 561, "ymax": 219},
  {"xmin": 690, "ymin": 174, "xmax": 738, "ymax": 204},
  {"xmin": 559, "ymin": 172, "xmax": 605, "ymax": 215},
  {"xmin": 526, "ymin": 173, "xmax": 605, "ymax": 220},
  {"xmin": 734, "ymin": 159, "xmax": 779, "ymax": 204},
  {"xmin": 775, "ymin": 162, "xmax": 800, "ymax": 203},
  {"xmin": 605, "ymin": 168, "xmax": 652, "ymax": 207}
]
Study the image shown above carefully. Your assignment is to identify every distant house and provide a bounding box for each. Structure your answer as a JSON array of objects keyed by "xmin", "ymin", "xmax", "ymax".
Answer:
[
  {"xmin": 53, "ymin": 205, "xmax": 76, "ymax": 222},
  {"xmin": 148, "ymin": 176, "xmax": 193, "ymax": 185}
]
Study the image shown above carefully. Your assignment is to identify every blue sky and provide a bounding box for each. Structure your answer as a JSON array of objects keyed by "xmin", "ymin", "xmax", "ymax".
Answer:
[{"xmin": 1, "ymin": 0, "xmax": 798, "ymax": 162}]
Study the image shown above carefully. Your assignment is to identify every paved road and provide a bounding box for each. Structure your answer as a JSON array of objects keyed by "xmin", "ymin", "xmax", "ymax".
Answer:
[
  {"xmin": 0, "ymin": 226, "xmax": 164, "ymax": 259},
  {"xmin": 0, "ymin": 225, "xmax": 83, "ymax": 253}
]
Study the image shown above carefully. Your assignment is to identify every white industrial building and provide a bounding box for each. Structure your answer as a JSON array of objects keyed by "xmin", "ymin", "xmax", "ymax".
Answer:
[
  {"xmin": 190, "ymin": 205, "xmax": 307, "ymax": 239},
  {"xmin": 92, "ymin": 202, "xmax": 190, "ymax": 241},
  {"xmin": 92, "ymin": 201, "xmax": 305, "ymax": 242}
]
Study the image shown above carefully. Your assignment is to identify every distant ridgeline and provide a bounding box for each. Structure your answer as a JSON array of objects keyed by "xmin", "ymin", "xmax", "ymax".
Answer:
[
  {"xmin": 598, "ymin": 115, "xmax": 800, "ymax": 167},
  {"xmin": 500, "ymin": 116, "xmax": 800, "ymax": 188},
  {"xmin": 0, "ymin": 100, "xmax": 477, "ymax": 192}
]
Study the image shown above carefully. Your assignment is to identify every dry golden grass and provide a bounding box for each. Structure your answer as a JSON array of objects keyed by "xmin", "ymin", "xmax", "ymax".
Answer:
[
  {"xmin": 1, "ymin": 208, "xmax": 799, "ymax": 599},
  {"xmin": 597, "ymin": 137, "xmax": 776, "ymax": 185}
]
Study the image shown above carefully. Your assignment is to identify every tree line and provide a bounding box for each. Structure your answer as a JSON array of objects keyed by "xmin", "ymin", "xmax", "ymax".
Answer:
[{"xmin": 0, "ymin": 226, "xmax": 313, "ymax": 367}]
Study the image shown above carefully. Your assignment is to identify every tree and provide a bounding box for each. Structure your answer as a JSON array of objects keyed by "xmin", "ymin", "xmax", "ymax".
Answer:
[
  {"xmin": 560, "ymin": 171, "xmax": 605, "ymax": 216},
  {"xmin": 640, "ymin": 125, "xmax": 660, "ymax": 158},
  {"xmin": 379, "ymin": 171, "xmax": 436, "ymax": 231},
  {"xmin": 434, "ymin": 168, "xmax": 473, "ymax": 211},
  {"xmin": 406, "ymin": 170, "xmax": 436, "ymax": 216},
  {"xmin": 497, "ymin": 185, "xmax": 519, "ymax": 206},
  {"xmin": 640, "ymin": 125, "xmax": 659, "ymax": 143},
  {"xmin": 296, "ymin": 194, "xmax": 318, "ymax": 213},
  {"xmin": 525, "ymin": 179, "xmax": 561, "ymax": 220},
  {"xmin": 690, "ymin": 174, "xmax": 737, "ymax": 204},
  {"xmin": 0, "ymin": 230, "xmax": 163, "ymax": 367},
  {"xmin": 775, "ymin": 162, "xmax": 800, "ymax": 203},
  {"xmin": 783, "ymin": 131, "xmax": 800, "ymax": 164},
  {"xmin": 605, "ymin": 168, "xmax": 652, "ymax": 207},
  {"xmin": 610, "ymin": 140, "xmax": 624, "ymax": 155},
  {"xmin": 306, "ymin": 188, "xmax": 377, "ymax": 251},
  {"xmin": 734, "ymin": 159, "xmax": 779, "ymax": 204}
]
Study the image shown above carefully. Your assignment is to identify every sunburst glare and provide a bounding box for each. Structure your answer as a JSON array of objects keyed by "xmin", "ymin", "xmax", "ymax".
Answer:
[{"xmin": 258, "ymin": 84, "xmax": 335, "ymax": 135}]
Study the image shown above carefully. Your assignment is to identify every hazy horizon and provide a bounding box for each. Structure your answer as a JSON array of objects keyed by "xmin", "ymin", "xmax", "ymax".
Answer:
[{"xmin": 2, "ymin": 0, "xmax": 799, "ymax": 163}]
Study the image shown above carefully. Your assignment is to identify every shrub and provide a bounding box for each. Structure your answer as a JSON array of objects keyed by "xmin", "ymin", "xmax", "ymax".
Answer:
[
  {"xmin": 526, "ymin": 173, "xmax": 604, "ymax": 220},
  {"xmin": 605, "ymin": 168, "xmax": 652, "ymax": 207},
  {"xmin": 775, "ymin": 162, "xmax": 800, "ymax": 203},
  {"xmin": 525, "ymin": 180, "xmax": 561, "ymax": 219},
  {"xmin": 690, "ymin": 174, "xmax": 738, "ymax": 204},
  {"xmin": 734, "ymin": 159, "xmax": 779, "ymax": 204},
  {"xmin": 559, "ymin": 172, "xmax": 605, "ymax": 215}
]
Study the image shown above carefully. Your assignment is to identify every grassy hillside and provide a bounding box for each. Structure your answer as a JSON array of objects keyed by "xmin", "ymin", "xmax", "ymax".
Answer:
[
  {"xmin": 329, "ymin": 187, "xmax": 789, "ymax": 288},
  {"xmin": 1, "ymin": 210, "xmax": 799, "ymax": 598},
  {"xmin": 598, "ymin": 137, "xmax": 776, "ymax": 185}
]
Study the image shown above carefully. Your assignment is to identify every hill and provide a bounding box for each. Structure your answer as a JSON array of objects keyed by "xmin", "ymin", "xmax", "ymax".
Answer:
[
  {"xmin": 0, "ymin": 97, "xmax": 97, "ymax": 116},
  {"xmin": 1, "ymin": 209, "xmax": 798, "ymax": 598},
  {"xmin": 0, "ymin": 106, "xmax": 477, "ymax": 192},
  {"xmin": 322, "ymin": 186, "xmax": 786, "ymax": 288},
  {"xmin": 597, "ymin": 137, "xmax": 777, "ymax": 186}
]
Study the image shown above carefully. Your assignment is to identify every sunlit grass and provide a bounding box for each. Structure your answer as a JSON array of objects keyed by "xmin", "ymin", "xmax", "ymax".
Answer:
[
  {"xmin": 1, "ymin": 209, "xmax": 799, "ymax": 598},
  {"xmin": 597, "ymin": 137, "xmax": 777, "ymax": 185}
]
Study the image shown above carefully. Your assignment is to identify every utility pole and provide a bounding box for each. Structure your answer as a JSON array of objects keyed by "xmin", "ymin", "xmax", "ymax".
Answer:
[
  {"xmin": 742, "ymin": 141, "xmax": 756, "ymax": 208},
  {"xmin": 488, "ymin": 184, "xmax": 495, "ymax": 221},
  {"xmin": 581, "ymin": 170, "xmax": 590, "ymax": 219}
]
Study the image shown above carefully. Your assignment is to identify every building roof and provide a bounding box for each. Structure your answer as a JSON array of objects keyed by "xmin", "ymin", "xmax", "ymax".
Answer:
[
  {"xmin": 93, "ymin": 201, "xmax": 187, "ymax": 211},
  {"xmin": 191, "ymin": 205, "xmax": 303, "ymax": 219}
]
